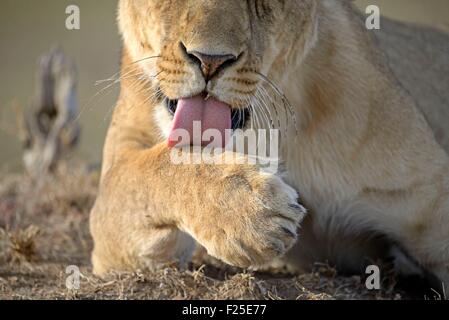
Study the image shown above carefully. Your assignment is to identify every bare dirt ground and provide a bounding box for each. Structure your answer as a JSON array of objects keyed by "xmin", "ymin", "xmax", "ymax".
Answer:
[{"xmin": 0, "ymin": 165, "xmax": 433, "ymax": 300}]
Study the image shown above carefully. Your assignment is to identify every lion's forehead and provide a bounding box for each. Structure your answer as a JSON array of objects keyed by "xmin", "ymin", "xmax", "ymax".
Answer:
[
  {"xmin": 131, "ymin": 0, "xmax": 292, "ymax": 29},
  {"xmin": 154, "ymin": 0, "xmax": 251, "ymax": 35}
]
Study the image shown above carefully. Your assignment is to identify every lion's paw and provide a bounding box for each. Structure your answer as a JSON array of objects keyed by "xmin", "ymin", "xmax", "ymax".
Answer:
[{"xmin": 192, "ymin": 169, "xmax": 306, "ymax": 268}]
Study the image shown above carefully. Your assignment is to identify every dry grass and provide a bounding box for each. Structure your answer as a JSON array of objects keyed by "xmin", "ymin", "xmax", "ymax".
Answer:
[
  {"xmin": 0, "ymin": 225, "xmax": 41, "ymax": 263},
  {"xmin": 0, "ymin": 165, "xmax": 411, "ymax": 300}
]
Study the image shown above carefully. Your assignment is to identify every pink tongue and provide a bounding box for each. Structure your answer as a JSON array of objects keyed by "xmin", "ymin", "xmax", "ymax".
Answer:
[{"xmin": 168, "ymin": 95, "xmax": 232, "ymax": 148}]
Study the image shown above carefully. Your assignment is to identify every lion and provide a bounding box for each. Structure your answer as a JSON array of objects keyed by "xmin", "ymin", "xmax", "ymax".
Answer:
[{"xmin": 90, "ymin": 0, "xmax": 449, "ymax": 289}]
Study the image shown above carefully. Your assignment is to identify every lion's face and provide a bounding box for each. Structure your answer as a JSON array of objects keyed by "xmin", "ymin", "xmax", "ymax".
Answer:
[{"xmin": 119, "ymin": 0, "xmax": 316, "ymax": 144}]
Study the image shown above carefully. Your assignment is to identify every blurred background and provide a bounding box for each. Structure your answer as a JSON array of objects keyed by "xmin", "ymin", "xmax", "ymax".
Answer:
[{"xmin": 1, "ymin": 0, "xmax": 448, "ymax": 172}]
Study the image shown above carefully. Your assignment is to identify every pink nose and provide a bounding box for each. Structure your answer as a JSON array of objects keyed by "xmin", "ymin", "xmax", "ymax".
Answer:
[{"xmin": 188, "ymin": 51, "xmax": 238, "ymax": 80}]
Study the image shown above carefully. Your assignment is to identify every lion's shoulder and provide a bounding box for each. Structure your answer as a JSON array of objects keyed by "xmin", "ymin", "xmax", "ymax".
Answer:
[{"xmin": 376, "ymin": 19, "xmax": 449, "ymax": 152}]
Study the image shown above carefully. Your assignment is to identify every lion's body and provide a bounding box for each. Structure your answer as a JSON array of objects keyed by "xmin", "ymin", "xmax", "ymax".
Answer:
[{"xmin": 90, "ymin": 0, "xmax": 449, "ymax": 287}]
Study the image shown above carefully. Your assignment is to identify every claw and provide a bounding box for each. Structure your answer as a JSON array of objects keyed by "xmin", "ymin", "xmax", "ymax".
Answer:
[
  {"xmin": 282, "ymin": 227, "xmax": 297, "ymax": 238},
  {"xmin": 288, "ymin": 203, "xmax": 306, "ymax": 213}
]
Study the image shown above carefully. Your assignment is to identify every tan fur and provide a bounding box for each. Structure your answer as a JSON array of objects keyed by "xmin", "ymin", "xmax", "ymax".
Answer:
[{"xmin": 90, "ymin": 0, "xmax": 449, "ymax": 287}]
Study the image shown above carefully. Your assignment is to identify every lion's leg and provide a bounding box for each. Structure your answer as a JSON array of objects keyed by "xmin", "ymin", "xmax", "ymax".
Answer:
[
  {"xmin": 358, "ymin": 179, "xmax": 449, "ymax": 289},
  {"xmin": 394, "ymin": 205, "xmax": 449, "ymax": 289},
  {"xmin": 91, "ymin": 217, "xmax": 196, "ymax": 275},
  {"xmin": 390, "ymin": 226, "xmax": 449, "ymax": 290},
  {"xmin": 90, "ymin": 143, "xmax": 305, "ymax": 276}
]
